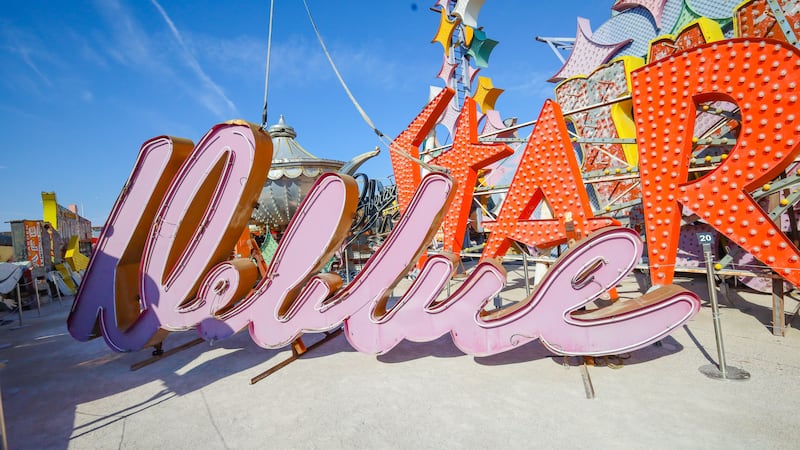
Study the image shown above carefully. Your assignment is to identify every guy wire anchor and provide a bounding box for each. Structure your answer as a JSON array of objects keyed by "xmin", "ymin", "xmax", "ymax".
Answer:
[{"xmin": 696, "ymin": 235, "xmax": 750, "ymax": 381}]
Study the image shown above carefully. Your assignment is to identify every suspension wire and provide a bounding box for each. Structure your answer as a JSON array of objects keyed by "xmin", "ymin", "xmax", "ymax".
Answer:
[
  {"xmin": 301, "ymin": 0, "xmax": 386, "ymax": 139},
  {"xmin": 261, "ymin": 0, "xmax": 275, "ymax": 128},
  {"xmin": 300, "ymin": 0, "xmax": 448, "ymax": 174}
]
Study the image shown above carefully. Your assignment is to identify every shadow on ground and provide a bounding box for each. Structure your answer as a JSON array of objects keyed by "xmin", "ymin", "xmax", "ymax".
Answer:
[
  {"xmin": 0, "ymin": 301, "xmax": 287, "ymax": 449},
  {"xmin": 1, "ymin": 275, "xmax": 708, "ymax": 449}
]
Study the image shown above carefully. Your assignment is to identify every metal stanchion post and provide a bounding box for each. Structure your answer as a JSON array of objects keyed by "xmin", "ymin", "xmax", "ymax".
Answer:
[
  {"xmin": 14, "ymin": 285, "xmax": 22, "ymax": 327},
  {"xmin": 51, "ymin": 273, "xmax": 63, "ymax": 305},
  {"xmin": 521, "ymin": 250, "xmax": 531, "ymax": 296},
  {"xmin": 698, "ymin": 238, "xmax": 750, "ymax": 381},
  {"xmin": 31, "ymin": 281, "xmax": 41, "ymax": 316},
  {"xmin": 344, "ymin": 249, "xmax": 351, "ymax": 285},
  {"xmin": 512, "ymin": 242, "xmax": 531, "ymax": 296},
  {"xmin": 0, "ymin": 360, "xmax": 7, "ymax": 450}
]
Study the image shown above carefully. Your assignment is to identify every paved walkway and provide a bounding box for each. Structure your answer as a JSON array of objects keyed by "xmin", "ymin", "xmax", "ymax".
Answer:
[{"xmin": 1, "ymin": 272, "xmax": 799, "ymax": 449}]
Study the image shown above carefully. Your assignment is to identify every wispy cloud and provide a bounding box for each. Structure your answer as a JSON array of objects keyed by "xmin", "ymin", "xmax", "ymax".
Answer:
[
  {"xmin": 0, "ymin": 21, "xmax": 54, "ymax": 89},
  {"xmin": 16, "ymin": 46, "xmax": 52, "ymax": 86},
  {"xmin": 192, "ymin": 34, "xmax": 265, "ymax": 78},
  {"xmin": 502, "ymin": 69, "xmax": 558, "ymax": 99},
  {"xmin": 88, "ymin": 0, "xmax": 240, "ymax": 118},
  {"xmin": 269, "ymin": 36, "xmax": 329, "ymax": 86},
  {"xmin": 92, "ymin": 0, "xmax": 154, "ymax": 68},
  {"xmin": 150, "ymin": 0, "xmax": 239, "ymax": 118},
  {"xmin": 65, "ymin": 29, "xmax": 110, "ymax": 69},
  {"xmin": 0, "ymin": 102, "xmax": 42, "ymax": 121},
  {"xmin": 263, "ymin": 34, "xmax": 424, "ymax": 93},
  {"xmin": 333, "ymin": 43, "xmax": 405, "ymax": 88}
]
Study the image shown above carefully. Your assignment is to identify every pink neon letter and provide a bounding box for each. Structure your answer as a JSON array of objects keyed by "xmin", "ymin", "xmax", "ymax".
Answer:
[
  {"xmin": 201, "ymin": 173, "xmax": 359, "ymax": 345},
  {"xmin": 67, "ymin": 136, "xmax": 193, "ymax": 351},
  {"xmin": 140, "ymin": 121, "xmax": 272, "ymax": 331},
  {"xmin": 68, "ymin": 122, "xmax": 272, "ymax": 351},
  {"xmin": 204, "ymin": 172, "xmax": 455, "ymax": 348},
  {"xmin": 344, "ymin": 227, "xmax": 700, "ymax": 356}
]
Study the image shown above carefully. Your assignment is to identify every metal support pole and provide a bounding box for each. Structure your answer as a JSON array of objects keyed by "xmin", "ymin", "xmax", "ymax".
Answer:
[
  {"xmin": 512, "ymin": 242, "xmax": 532, "ymax": 296},
  {"xmin": 32, "ymin": 282, "xmax": 41, "ymax": 316},
  {"xmin": 521, "ymin": 250, "xmax": 531, "ymax": 296},
  {"xmin": 250, "ymin": 328, "xmax": 343, "ymax": 384},
  {"xmin": 0, "ymin": 360, "xmax": 8, "ymax": 450},
  {"xmin": 707, "ymin": 248, "xmax": 728, "ymax": 378},
  {"xmin": 699, "ymin": 244, "xmax": 750, "ymax": 380},
  {"xmin": 15, "ymin": 284, "xmax": 22, "ymax": 327},
  {"xmin": 772, "ymin": 278, "xmax": 786, "ymax": 337},
  {"xmin": 344, "ymin": 249, "xmax": 351, "ymax": 285},
  {"xmin": 579, "ymin": 360, "xmax": 595, "ymax": 400},
  {"xmin": 50, "ymin": 273, "xmax": 63, "ymax": 305}
]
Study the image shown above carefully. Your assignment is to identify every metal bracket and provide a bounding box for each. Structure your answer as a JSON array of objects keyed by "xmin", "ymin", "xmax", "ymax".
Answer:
[
  {"xmin": 130, "ymin": 338, "xmax": 204, "ymax": 371},
  {"xmin": 766, "ymin": 0, "xmax": 799, "ymax": 46},
  {"xmin": 250, "ymin": 328, "xmax": 344, "ymax": 384}
]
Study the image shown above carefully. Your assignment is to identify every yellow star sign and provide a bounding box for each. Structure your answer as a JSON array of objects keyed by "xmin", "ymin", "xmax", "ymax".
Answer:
[
  {"xmin": 431, "ymin": 8, "xmax": 458, "ymax": 56},
  {"xmin": 473, "ymin": 76, "xmax": 503, "ymax": 113}
]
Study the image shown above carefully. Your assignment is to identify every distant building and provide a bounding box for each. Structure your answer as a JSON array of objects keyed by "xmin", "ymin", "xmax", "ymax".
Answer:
[
  {"xmin": 5, "ymin": 192, "xmax": 92, "ymax": 270},
  {"xmin": 0, "ymin": 232, "xmax": 12, "ymax": 262}
]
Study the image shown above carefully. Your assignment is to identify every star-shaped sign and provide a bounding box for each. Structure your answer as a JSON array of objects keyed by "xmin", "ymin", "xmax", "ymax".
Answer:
[
  {"xmin": 431, "ymin": 7, "xmax": 458, "ymax": 57},
  {"xmin": 473, "ymin": 76, "xmax": 503, "ymax": 113},
  {"xmin": 428, "ymin": 97, "xmax": 513, "ymax": 255},
  {"xmin": 389, "ymin": 88, "xmax": 455, "ymax": 213}
]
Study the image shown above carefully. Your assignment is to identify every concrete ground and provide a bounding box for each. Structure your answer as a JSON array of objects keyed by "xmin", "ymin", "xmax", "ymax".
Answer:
[{"xmin": 1, "ymin": 268, "xmax": 799, "ymax": 449}]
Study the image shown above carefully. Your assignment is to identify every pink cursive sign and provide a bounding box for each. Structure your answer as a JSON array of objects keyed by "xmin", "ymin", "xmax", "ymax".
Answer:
[{"xmin": 68, "ymin": 120, "xmax": 700, "ymax": 357}]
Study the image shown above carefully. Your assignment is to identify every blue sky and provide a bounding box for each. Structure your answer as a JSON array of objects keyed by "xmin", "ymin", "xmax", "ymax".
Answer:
[{"xmin": 0, "ymin": 0, "xmax": 613, "ymax": 231}]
